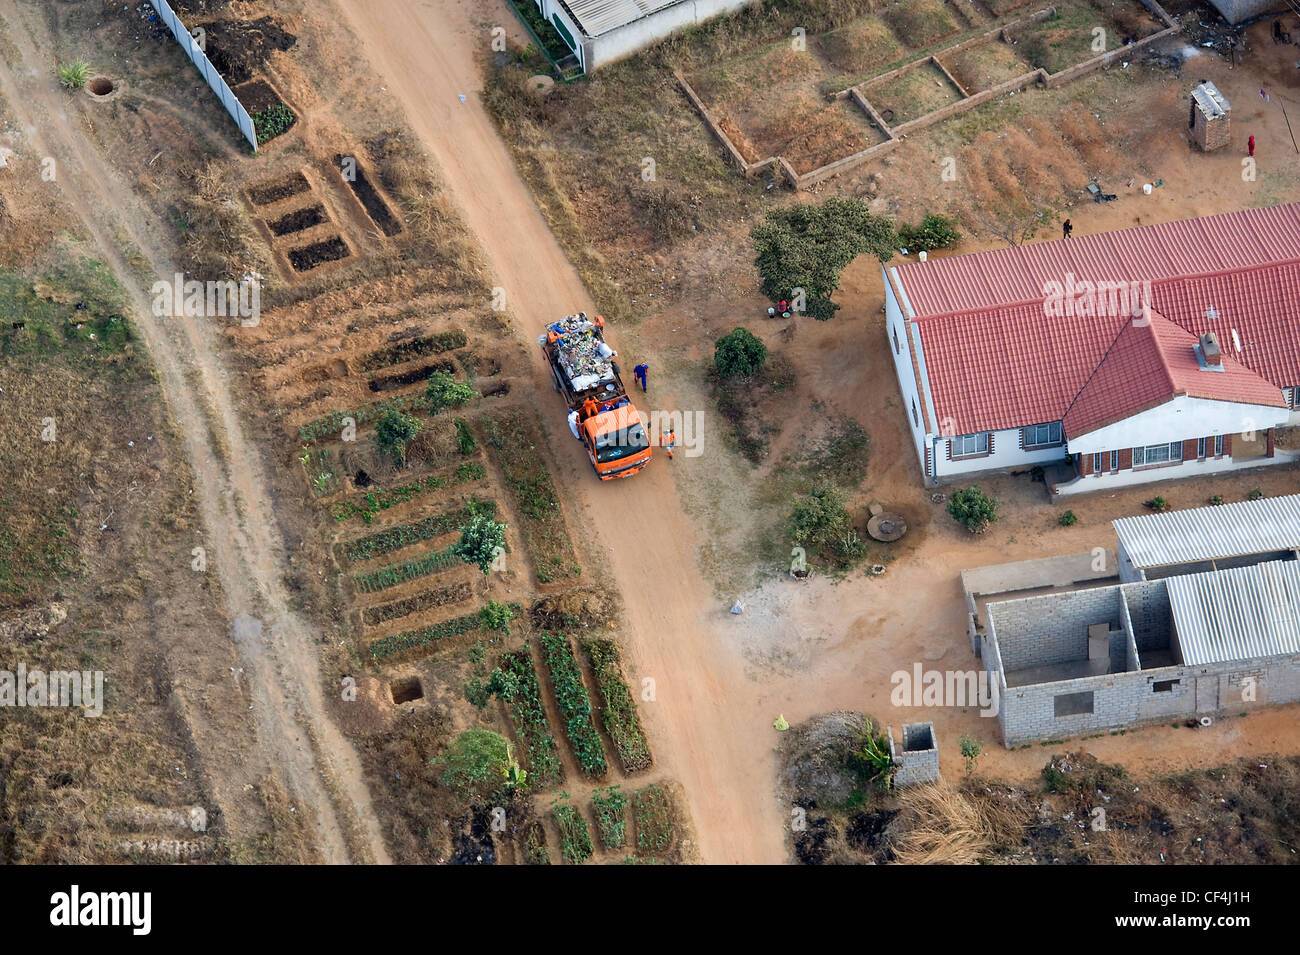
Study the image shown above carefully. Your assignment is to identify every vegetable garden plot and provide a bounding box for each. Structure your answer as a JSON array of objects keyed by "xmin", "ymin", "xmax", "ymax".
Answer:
[
  {"xmin": 351, "ymin": 546, "xmax": 462, "ymax": 594},
  {"xmin": 288, "ymin": 236, "xmax": 350, "ymax": 272},
  {"xmin": 360, "ymin": 329, "xmax": 468, "ymax": 372},
  {"xmin": 367, "ymin": 360, "xmax": 455, "ymax": 394},
  {"xmin": 582, "ymin": 638, "xmax": 652, "ymax": 773},
  {"xmin": 267, "ymin": 204, "xmax": 329, "ymax": 236},
  {"xmin": 340, "ymin": 499, "xmax": 496, "ymax": 564},
  {"xmin": 248, "ymin": 171, "xmax": 310, "ymax": 206},
  {"xmin": 367, "ymin": 609, "xmax": 483, "ymax": 661},
  {"xmin": 539, "ymin": 633, "xmax": 607, "ymax": 777},
  {"xmin": 333, "ymin": 152, "xmax": 403, "ymax": 236},
  {"xmin": 362, "ymin": 580, "xmax": 474, "ymax": 626},
  {"xmin": 330, "ymin": 461, "xmax": 486, "ymax": 523},
  {"xmin": 499, "ymin": 648, "xmax": 564, "ymax": 788}
]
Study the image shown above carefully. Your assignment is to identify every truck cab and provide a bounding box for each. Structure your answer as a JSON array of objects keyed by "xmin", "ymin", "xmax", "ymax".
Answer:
[{"xmin": 583, "ymin": 404, "xmax": 651, "ymax": 480}]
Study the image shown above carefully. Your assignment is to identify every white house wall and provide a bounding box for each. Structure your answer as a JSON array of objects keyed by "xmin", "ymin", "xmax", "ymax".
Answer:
[
  {"xmin": 1056, "ymin": 448, "xmax": 1298, "ymax": 497},
  {"xmin": 884, "ymin": 268, "xmax": 930, "ymax": 476},
  {"xmin": 1068, "ymin": 394, "xmax": 1290, "ymax": 455}
]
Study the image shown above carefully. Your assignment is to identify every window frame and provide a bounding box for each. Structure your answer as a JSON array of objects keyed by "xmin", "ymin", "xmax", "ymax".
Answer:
[
  {"xmin": 1022, "ymin": 421, "xmax": 1063, "ymax": 449},
  {"xmin": 950, "ymin": 432, "xmax": 990, "ymax": 458},
  {"xmin": 1215, "ymin": 434, "xmax": 1224, "ymax": 456},
  {"xmin": 1197, "ymin": 437, "xmax": 1206, "ymax": 460},
  {"xmin": 1132, "ymin": 442, "xmax": 1184, "ymax": 468}
]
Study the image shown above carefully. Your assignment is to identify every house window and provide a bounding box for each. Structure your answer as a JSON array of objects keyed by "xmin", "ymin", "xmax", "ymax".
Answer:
[
  {"xmin": 911, "ymin": 399, "xmax": 919, "ymax": 426},
  {"xmin": 1022, "ymin": 421, "xmax": 1063, "ymax": 448},
  {"xmin": 1152, "ymin": 679, "xmax": 1180, "ymax": 693},
  {"xmin": 1092, "ymin": 452, "xmax": 1102, "ymax": 474},
  {"xmin": 1288, "ymin": 387, "xmax": 1297, "ymax": 410},
  {"xmin": 1197, "ymin": 437, "xmax": 1206, "ymax": 460},
  {"xmin": 1054, "ymin": 691, "xmax": 1094, "ymax": 717},
  {"xmin": 1110, "ymin": 450, "xmax": 1118, "ymax": 471},
  {"xmin": 1215, "ymin": 435, "xmax": 1224, "ymax": 456},
  {"xmin": 893, "ymin": 326, "xmax": 901, "ymax": 355},
  {"xmin": 951, "ymin": 432, "xmax": 989, "ymax": 457},
  {"xmin": 1132, "ymin": 442, "xmax": 1184, "ymax": 467}
]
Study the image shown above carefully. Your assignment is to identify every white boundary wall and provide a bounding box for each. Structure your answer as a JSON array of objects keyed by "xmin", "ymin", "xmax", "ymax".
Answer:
[{"xmin": 153, "ymin": 0, "xmax": 258, "ymax": 151}]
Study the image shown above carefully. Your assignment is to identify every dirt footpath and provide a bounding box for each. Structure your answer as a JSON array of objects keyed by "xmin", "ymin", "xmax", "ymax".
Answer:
[{"xmin": 333, "ymin": 0, "xmax": 789, "ymax": 864}]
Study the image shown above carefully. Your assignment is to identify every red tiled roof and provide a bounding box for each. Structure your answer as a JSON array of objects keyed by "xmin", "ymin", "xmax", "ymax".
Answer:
[
  {"xmin": 1062, "ymin": 311, "xmax": 1287, "ymax": 438},
  {"xmin": 895, "ymin": 203, "xmax": 1300, "ymax": 435}
]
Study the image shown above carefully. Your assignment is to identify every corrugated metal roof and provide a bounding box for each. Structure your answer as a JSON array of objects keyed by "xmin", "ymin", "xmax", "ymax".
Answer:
[
  {"xmin": 1114, "ymin": 494, "xmax": 1300, "ymax": 569},
  {"xmin": 1166, "ymin": 560, "xmax": 1300, "ymax": 666},
  {"xmin": 897, "ymin": 203, "xmax": 1300, "ymax": 435},
  {"xmin": 561, "ymin": 0, "xmax": 688, "ymax": 37}
]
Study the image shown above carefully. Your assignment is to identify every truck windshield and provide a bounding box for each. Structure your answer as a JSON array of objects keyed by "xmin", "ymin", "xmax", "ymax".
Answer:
[{"xmin": 593, "ymin": 423, "xmax": 649, "ymax": 463}]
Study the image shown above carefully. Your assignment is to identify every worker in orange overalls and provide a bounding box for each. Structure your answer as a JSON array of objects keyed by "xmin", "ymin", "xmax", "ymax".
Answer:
[
  {"xmin": 581, "ymin": 396, "xmax": 600, "ymax": 419},
  {"xmin": 661, "ymin": 426, "xmax": 676, "ymax": 460}
]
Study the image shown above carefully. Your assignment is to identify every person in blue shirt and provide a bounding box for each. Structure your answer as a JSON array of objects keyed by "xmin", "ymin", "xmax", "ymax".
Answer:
[{"xmin": 633, "ymin": 362, "xmax": 648, "ymax": 391}]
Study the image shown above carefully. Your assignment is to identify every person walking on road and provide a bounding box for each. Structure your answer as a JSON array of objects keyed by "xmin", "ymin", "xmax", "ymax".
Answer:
[
  {"xmin": 1062, "ymin": 218, "xmax": 1073, "ymax": 239},
  {"xmin": 1249, "ymin": 134, "xmax": 1256, "ymax": 157},
  {"xmin": 568, "ymin": 409, "xmax": 582, "ymax": 441},
  {"xmin": 633, "ymin": 362, "xmax": 648, "ymax": 391},
  {"xmin": 661, "ymin": 425, "xmax": 675, "ymax": 460}
]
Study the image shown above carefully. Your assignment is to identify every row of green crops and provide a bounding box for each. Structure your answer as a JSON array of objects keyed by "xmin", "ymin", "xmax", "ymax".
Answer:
[
  {"xmin": 368, "ymin": 610, "xmax": 483, "ymax": 661},
  {"xmin": 523, "ymin": 821, "xmax": 550, "ymax": 865},
  {"xmin": 351, "ymin": 546, "xmax": 461, "ymax": 594},
  {"xmin": 591, "ymin": 785, "xmax": 627, "ymax": 849},
  {"xmin": 361, "ymin": 580, "xmax": 473, "ymax": 626},
  {"xmin": 582, "ymin": 638, "xmax": 653, "ymax": 773},
  {"xmin": 330, "ymin": 461, "xmax": 485, "ymax": 523},
  {"xmin": 360, "ymin": 329, "xmax": 469, "ymax": 372},
  {"xmin": 500, "ymin": 648, "xmax": 564, "ymax": 789},
  {"xmin": 341, "ymin": 500, "xmax": 496, "ymax": 563},
  {"xmin": 552, "ymin": 800, "xmax": 594, "ymax": 865},
  {"xmin": 633, "ymin": 784, "xmax": 675, "ymax": 854},
  {"xmin": 297, "ymin": 393, "xmax": 433, "ymax": 444},
  {"xmin": 539, "ymin": 633, "xmax": 607, "ymax": 777}
]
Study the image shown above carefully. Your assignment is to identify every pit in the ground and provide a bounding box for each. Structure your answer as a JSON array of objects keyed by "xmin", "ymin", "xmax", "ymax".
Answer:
[
  {"xmin": 390, "ymin": 677, "xmax": 424, "ymax": 704},
  {"xmin": 87, "ymin": 76, "xmax": 114, "ymax": 97}
]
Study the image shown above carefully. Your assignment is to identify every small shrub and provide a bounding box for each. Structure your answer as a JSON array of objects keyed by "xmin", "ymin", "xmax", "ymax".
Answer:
[
  {"xmin": 451, "ymin": 510, "xmax": 508, "ymax": 575},
  {"xmin": 1247, "ymin": 488, "xmax": 1264, "ymax": 501},
  {"xmin": 375, "ymin": 410, "xmax": 422, "ymax": 466},
  {"xmin": 789, "ymin": 482, "xmax": 850, "ymax": 547},
  {"xmin": 947, "ymin": 486, "xmax": 998, "ymax": 533},
  {"xmin": 959, "ymin": 734, "xmax": 982, "ymax": 774},
  {"xmin": 454, "ymin": 418, "xmax": 477, "ymax": 454},
  {"xmin": 714, "ymin": 327, "xmax": 767, "ymax": 378},
  {"xmin": 57, "ymin": 61, "xmax": 89, "ymax": 90},
  {"xmin": 425, "ymin": 370, "xmax": 477, "ymax": 413},
  {"xmin": 898, "ymin": 214, "xmax": 960, "ymax": 252},
  {"xmin": 432, "ymin": 729, "xmax": 523, "ymax": 802},
  {"xmin": 1059, "ymin": 510, "xmax": 1077, "ymax": 527},
  {"xmin": 1143, "ymin": 496, "xmax": 1168, "ymax": 512},
  {"xmin": 1208, "ymin": 494, "xmax": 1225, "ymax": 506},
  {"xmin": 479, "ymin": 600, "xmax": 514, "ymax": 633}
]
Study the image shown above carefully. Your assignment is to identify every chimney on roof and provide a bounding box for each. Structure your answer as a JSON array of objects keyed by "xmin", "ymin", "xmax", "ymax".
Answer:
[{"xmin": 1200, "ymin": 332, "xmax": 1222, "ymax": 367}]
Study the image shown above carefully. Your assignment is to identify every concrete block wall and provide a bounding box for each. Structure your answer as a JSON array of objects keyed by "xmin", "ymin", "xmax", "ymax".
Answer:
[
  {"xmin": 889, "ymin": 723, "xmax": 942, "ymax": 787},
  {"xmin": 998, "ymin": 654, "xmax": 1300, "ymax": 746},
  {"xmin": 1123, "ymin": 579, "xmax": 1172, "ymax": 655},
  {"xmin": 989, "ymin": 586, "xmax": 1124, "ymax": 671}
]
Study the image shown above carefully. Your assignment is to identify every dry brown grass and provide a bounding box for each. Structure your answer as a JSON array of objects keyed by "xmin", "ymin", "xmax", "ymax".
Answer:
[
  {"xmin": 892, "ymin": 781, "xmax": 1027, "ymax": 864},
  {"xmin": 180, "ymin": 159, "xmax": 269, "ymax": 280}
]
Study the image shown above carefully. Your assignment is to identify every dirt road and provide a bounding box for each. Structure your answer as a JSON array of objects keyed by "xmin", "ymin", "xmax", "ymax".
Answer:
[
  {"xmin": 334, "ymin": 0, "xmax": 790, "ymax": 862},
  {"xmin": 0, "ymin": 5, "xmax": 389, "ymax": 864}
]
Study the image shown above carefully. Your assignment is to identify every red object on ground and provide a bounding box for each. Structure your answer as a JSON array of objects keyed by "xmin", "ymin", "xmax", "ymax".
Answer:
[{"xmin": 1249, "ymin": 134, "xmax": 1256, "ymax": 157}]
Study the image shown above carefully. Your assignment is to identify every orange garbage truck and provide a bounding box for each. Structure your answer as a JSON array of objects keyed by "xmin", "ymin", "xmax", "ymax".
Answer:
[{"xmin": 540, "ymin": 313, "xmax": 652, "ymax": 480}]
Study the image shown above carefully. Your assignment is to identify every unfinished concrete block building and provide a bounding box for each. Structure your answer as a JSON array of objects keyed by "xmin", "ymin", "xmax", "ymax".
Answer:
[
  {"xmin": 888, "ymin": 723, "xmax": 941, "ymax": 787},
  {"xmin": 980, "ymin": 561, "xmax": 1300, "ymax": 746}
]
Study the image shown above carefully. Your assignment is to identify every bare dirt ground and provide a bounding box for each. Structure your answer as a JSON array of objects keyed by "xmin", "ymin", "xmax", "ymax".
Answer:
[{"xmin": 0, "ymin": 1, "xmax": 388, "ymax": 864}]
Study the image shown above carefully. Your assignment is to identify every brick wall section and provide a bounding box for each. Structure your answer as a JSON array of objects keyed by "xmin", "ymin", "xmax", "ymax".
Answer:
[{"xmin": 888, "ymin": 723, "xmax": 942, "ymax": 787}]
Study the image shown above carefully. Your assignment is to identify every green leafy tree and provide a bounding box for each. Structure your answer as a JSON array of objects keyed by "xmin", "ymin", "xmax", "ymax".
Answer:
[
  {"xmin": 432, "ymin": 729, "xmax": 525, "ymax": 801},
  {"xmin": 751, "ymin": 197, "xmax": 898, "ymax": 321},
  {"xmin": 946, "ymin": 486, "xmax": 998, "ymax": 534},
  {"xmin": 375, "ymin": 410, "xmax": 422, "ymax": 467},
  {"xmin": 452, "ymin": 510, "xmax": 508, "ymax": 575},
  {"xmin": 714, "ymin": 327, "xmax": 768, "ymax": 378},
  {"xmin": 425, "ymin": 370, "xmax": 477, "ymax": 413},
  {"xmin": 789, "ymin": 482, "xmax": 850, "ymax": 547}
]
